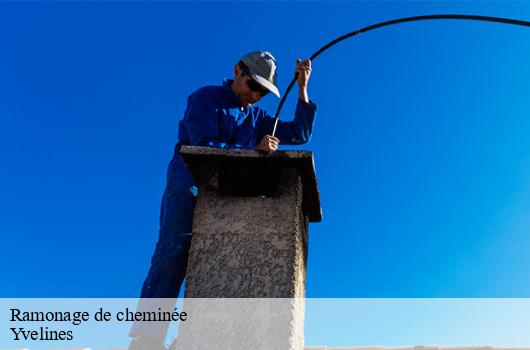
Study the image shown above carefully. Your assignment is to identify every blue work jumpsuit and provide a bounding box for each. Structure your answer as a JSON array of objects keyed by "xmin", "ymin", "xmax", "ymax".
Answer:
[{"xmin": 130, "ymin": 79, "xmax": 317, "ymax": 340}]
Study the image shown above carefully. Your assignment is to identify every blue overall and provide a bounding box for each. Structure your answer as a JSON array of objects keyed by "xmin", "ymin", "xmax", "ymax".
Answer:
[{"xmin": 130, "ymin": 80, "xmax": 317, "ymax": 340}]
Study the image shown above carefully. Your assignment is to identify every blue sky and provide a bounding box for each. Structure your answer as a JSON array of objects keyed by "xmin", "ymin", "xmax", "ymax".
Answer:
[{"xmin": 1, "ymin": 1, "xmax": 530, "ymax": 298}]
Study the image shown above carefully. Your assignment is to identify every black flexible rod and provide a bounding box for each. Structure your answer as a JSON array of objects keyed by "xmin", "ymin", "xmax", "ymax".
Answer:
[{"xmin": 271, "ymin": 14, "xmax": 530, "ymax": 136}]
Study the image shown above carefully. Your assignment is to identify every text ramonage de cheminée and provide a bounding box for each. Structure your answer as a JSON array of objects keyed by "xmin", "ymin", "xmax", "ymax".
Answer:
[{"xmin": 10, "ymin": 307, "xmax": 187, "ymax": 325}]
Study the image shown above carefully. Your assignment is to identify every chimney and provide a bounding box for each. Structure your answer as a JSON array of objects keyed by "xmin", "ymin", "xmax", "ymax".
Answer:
[{"xmin": 173, "ymin": 146, "xmax": 321, "ymax": 350}]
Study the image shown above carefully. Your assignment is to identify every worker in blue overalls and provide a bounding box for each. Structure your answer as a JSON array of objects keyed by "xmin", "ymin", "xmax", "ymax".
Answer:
[{"xmin": 129, "ymin": 51, "xmax": 317, "ymax": 350}]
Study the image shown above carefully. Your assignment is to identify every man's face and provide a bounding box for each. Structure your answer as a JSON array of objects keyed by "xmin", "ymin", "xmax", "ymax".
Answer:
[{"xmin": 232, "ymin": 64, "xmax": 269, "ymax": 107}]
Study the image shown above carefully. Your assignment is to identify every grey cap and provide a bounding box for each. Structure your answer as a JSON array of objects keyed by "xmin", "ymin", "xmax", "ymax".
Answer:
[{"xmin": 240, "ymin": 51, "xmax": 280, "ymax": 97}]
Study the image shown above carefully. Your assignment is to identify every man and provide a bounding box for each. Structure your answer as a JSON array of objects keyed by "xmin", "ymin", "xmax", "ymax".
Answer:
[{"xmin": 129, "ymin": 51, "xmax": 316, "ymax": 350}]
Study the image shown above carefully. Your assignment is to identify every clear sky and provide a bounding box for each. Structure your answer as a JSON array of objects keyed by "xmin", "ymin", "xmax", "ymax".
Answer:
[{"xmin": 2, "ymin": 1, "xmax": 530, "ymax": 299}]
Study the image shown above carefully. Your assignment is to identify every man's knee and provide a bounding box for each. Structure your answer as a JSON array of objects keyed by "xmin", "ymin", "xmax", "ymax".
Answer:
[{"xmin": 159, "ymin": 188, "xmax": 196, "ymax": 234}]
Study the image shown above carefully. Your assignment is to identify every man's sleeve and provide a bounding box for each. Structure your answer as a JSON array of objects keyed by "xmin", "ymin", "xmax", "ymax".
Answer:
[
  {"xmin": 183, "ymin": 89, "xmax": 244, "ymax": 149},
  {"xmin": 259, "ymin": 99, "xmax": 317, "ymax": 145}
]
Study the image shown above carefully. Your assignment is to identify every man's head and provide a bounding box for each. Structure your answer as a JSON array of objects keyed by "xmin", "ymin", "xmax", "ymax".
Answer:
[{"xmin": 231, "ymin": 51, "xmax": 280, "ymax": 107}]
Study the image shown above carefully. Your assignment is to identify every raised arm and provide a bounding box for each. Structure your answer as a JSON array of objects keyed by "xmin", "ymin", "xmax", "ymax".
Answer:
[{"xmin": 257, "ymin": 59, "xmax": 317, "ymax": 147}]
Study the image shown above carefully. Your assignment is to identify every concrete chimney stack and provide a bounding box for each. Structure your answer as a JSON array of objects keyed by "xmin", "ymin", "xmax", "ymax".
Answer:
[{"xmin": 173, "ymin": 146, "xmax": 321, "ymax": 350}]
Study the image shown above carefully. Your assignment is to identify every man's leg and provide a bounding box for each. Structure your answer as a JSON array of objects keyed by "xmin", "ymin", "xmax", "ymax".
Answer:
[{"xmin": 129, "ymin": 183, "xmax": 196, "ymax": 344}]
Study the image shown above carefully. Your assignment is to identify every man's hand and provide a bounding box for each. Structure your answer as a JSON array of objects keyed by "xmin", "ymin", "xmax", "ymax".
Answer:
[
  {"xmin": 296, "ymin": 59, "xmax": 311, "ymax": 103},
  {"xmin": 255, "ymin": 135, "xmax": 279, "ymax": 151}
]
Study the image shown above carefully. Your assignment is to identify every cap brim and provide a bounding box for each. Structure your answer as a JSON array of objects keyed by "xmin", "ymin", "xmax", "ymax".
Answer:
[{"xmin": 251, "ymin": 74, "xmax": 280, "ymax": 98}]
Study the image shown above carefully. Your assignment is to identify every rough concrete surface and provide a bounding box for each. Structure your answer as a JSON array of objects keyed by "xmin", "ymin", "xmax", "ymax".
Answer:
[
  {"xmin": 186, "ymin": 168, "xmax": 307, "ymax": 298},
  {"xmin": 174, "ymin": 147, "xmax": 319, "ymax": 350}
]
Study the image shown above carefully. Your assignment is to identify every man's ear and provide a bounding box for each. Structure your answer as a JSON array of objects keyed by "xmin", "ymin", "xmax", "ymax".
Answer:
[{"xmin": 234, "ymin": 64, "xmax": 242, "ymax": 77}]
